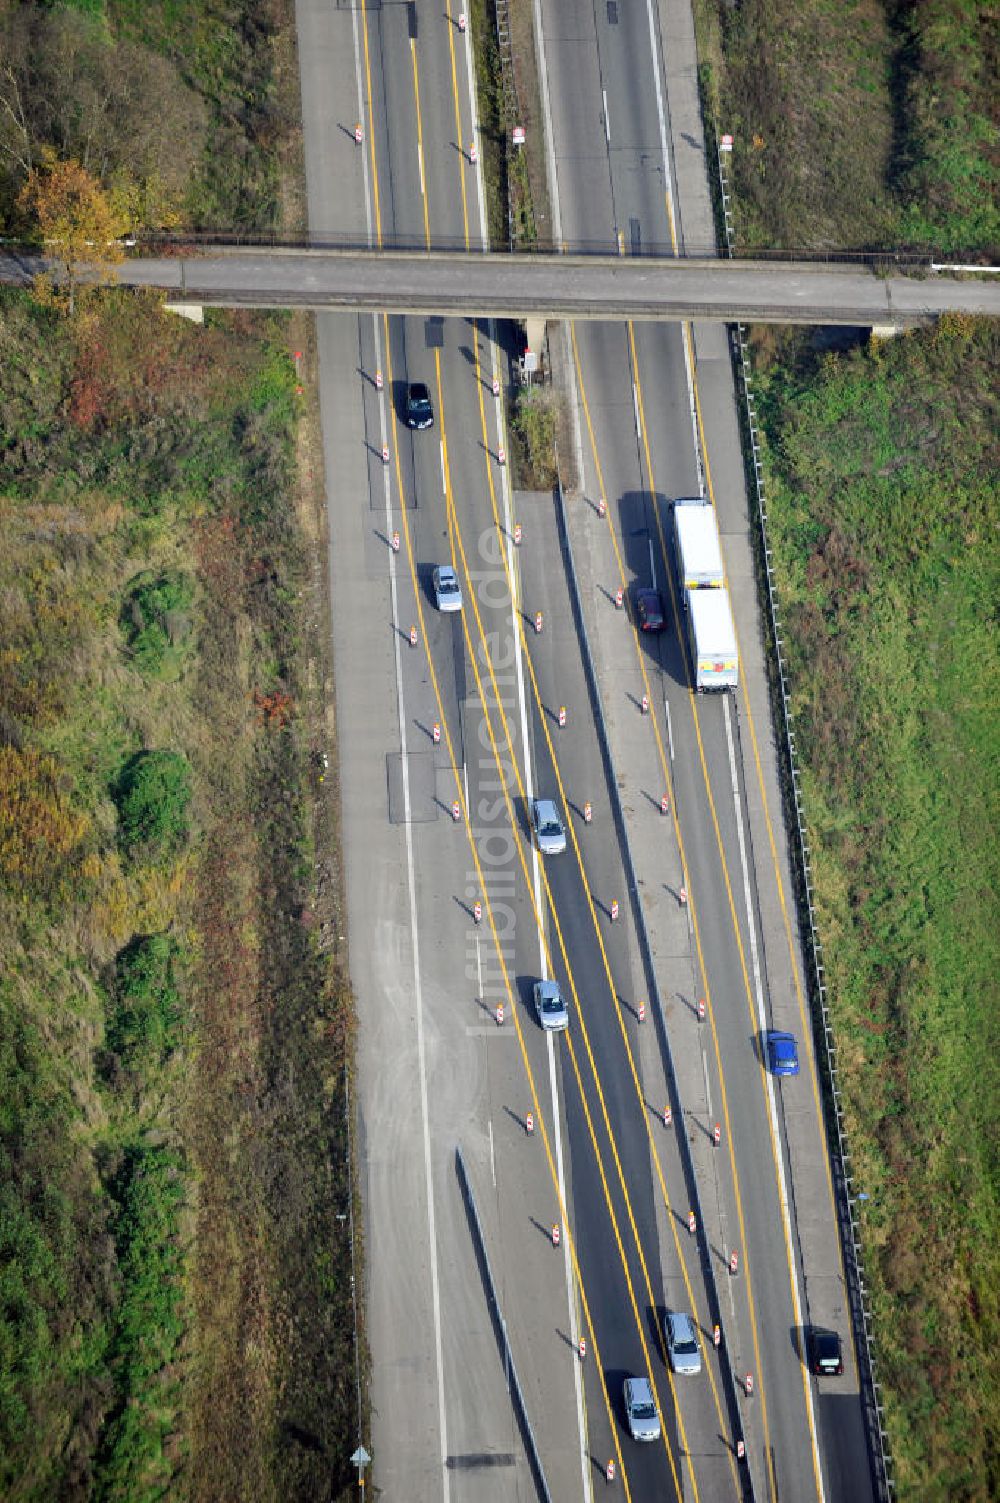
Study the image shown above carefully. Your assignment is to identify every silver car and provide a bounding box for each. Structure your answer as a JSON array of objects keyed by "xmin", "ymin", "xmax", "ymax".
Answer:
[
  {"xmin": 623, "ymin": 1376, "xmax": 661, "ymax": 1442},
  {"xmin": 664, "ymin": 1311, "xmax": 702, "ymax": 1375},
  {"xmin": 533, "ymin": 979, "xmax": 569, "ymax": 1033},
  {"xmin": 531, "ymin": 797, "xmax": 566, "ymax": 855},
  {"xmin": 432, "ymin": 565, "xmax": 462, "ymax": 613}
]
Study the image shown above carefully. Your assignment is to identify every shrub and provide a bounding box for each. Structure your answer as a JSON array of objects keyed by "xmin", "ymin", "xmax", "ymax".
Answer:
[
  {"xmin": 510, "ymin": 386, "xmax": 557, "ymax": 489},
  {"xmin": 115, "ymin": 750, "xmax": 191, "ymax": 862},
  {"xmin": 120, "ymin": 570, "xmax": 195, "ymax": 680},
  {"xmin": 104, "ymin": 933, "xmax": 182, "ymax": 1087}
]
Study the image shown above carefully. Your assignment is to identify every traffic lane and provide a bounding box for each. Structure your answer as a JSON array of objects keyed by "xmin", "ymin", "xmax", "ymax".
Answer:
[
  {"xmin": 665, "ymin": 692, "xmax": 822, "ymax": 1502},
  {"xmin": 537, "ymin": 0, "xmax": 618, "ymax": 248},
  {"xmin": 297, "ymin": 0, "xmax": 371, "ymax": 240},
  {"xmin": 518, "ymin": 488, "xmax": 736, "ymax": 1499},
  {"xmin": 512, "ymin": 488, "xmax": 683, "ymax": 1494},
  {"xmin": 378, "ymin": 0, "xmax": 477, "ymax": 248},
  {"xmin": 592, "ymin": 0, "xmax": 674, "ymax": 252}
]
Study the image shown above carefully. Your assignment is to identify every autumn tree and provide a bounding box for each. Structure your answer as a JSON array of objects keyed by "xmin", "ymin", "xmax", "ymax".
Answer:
[{"xmin": 17, "ymin": 149, "xmax": 126, "ymax": 314}]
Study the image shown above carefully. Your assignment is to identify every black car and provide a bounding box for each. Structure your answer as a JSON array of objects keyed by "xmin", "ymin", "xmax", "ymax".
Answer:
[
  {"xmin": 635, "ymin": 586, "xmax": 665, "ymax": 632},
  {"xmin": 405, "ymin": 382, "xmax": 434, "ymax": 430},
  {"xmin": 808, "ymin": 1328, "xmax": 844, "ymax": 1377}
]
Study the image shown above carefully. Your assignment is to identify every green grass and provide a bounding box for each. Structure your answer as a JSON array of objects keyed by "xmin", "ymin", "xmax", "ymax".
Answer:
[
  {"xmin": 755, "ymin": 316, "xmax": 1000, "ymax": 1500},
  {"xmin": 0, "ymin": 288, "xmax": 355, "ymax": 1501},
  {"xmin": 693, "ymin": 0, "xmax": 1000, "ymax": 256}
]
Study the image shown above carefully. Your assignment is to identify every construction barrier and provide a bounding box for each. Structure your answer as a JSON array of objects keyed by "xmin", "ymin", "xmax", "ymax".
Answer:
[
  {"xmin": 534, "ymin": 611, "xmax": 543, "ymax": 634},
  {"xmin": 473, "ymin": 901, "xmax": 482, "ymax": 925},
  {"xmin": 496, "ymin": 1003, "xmax": 504, "ymax": 1027},
  {"xmin": 451, "ymin": 800, "xmax": 461, "ymax": 822},
  {"xmin": 409, "ymin": 624, "xmax": 417, "ymax": 648},
  {"xmin": 381, "ymin": 443, "xmax": 390, "ymax": 464},
  {"xmin": 551, "ymin": 1223, "xmax": 560, "ymax": 1248},
  {"xmin": 458, "ymin": 10, "xmax": 466, "ymax": 29},
  {"xmin": 678, "ymin": 885, "xmax": 688, "ymax": 907},
  {"xmin": 606, "ymin": 1460, "xmax": 615, "ymax": 1484},
  {"xmin": 491, "ymin": 374, "xmax": 500, "ymax": 397},
  {"xmin": 745, "ymin": 1372, "xmax": 753, "ymax": 1398},
  {"xmin": 697, "ymin": 998, "xmax": 706, "ymax": 1022},
  {"xmin": 578, "ymin": 1336, "xmax": 586, "ymax": 1361},
  {"xmin": 736, "ymin": 1439, "xmax": 746, "ymax": 1461},
  {"xmin": 637, "ymin": 1000, "xmax": 645, "ymax": 1022},
  {"xmin": 375, "ymin": 368, "xmax": 383, "ymax": 390},
  {"xmin": 663, "ymin": 1105, "xmax": 672, "ymax": 1127},
  {"xmin": 614, "ymin": 587, "xmax": 623, "ymax": 609},
  {"xmin": 513, "ymin": 522, "xmax": 522, "ymax": 545},
  {"xmin": 688, "ymin": 1210, "xmax": 696, "ymax": 1235},
  {"xmin": 713, "ymin": 1324, "xmax": 721, "ymax": 1348},
  {"xmin": 432, "ymin": 721, "xmax": 441, "ymax": 744},
  {"xmin": 660, "ymin": 794, "xmax": 669, "ymax": 815},
  {"xmin": 584, "ymin": 800, "xmax": 593, "ymax": 824},
  {"xmin": 558, "ymin": 706, "xmax": 567, "ymax": 728},
  {"xmin": 354, "ymin": 123, "xmax": 363, "ymax": 145},
  {"xmin": 641, "ymin": 694, "xmax": 649, "ymax": 715},
  {"xmin": 713, "ymin": 1122, "xmax": 721, "ymax": 1148},
  {"xmin": 391, "ymin": 530, "xmax": 400, "ymax": 552},
  {"xmin": 598, "ymin": 497, "xmax": 607, "ymax": 518},
  {"xmin": 469, "ymin": 139, "xmax": 478, "ymax": 165},
  {"xmin": 497, "ymin": 444, "xmax": 506, "ymax": 465},
  {"xmin": 730, "ymin": 1250, "xmax": 739, "ymax": 1276},
  {"xmin": 525, "ymin": 1111, "xmax": 534, "ymax": 1136}
]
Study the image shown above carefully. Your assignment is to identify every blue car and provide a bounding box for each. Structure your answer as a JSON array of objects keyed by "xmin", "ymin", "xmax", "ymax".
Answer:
[{"xmin": 767, "ymin": 1031, "xmax": 800, "ymax": 1076}]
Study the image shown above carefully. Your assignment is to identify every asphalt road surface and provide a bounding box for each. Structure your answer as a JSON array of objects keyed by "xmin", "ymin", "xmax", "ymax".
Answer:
[{"xmin": 294, "ymin": 0, "xmax": 884, "ymax": 1498}]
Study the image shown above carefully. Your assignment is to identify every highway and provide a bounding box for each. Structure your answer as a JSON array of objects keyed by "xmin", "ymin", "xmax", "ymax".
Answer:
[
  {"xmin": 4, "ymin": 247, "xmax": 999, "ymax": 325},
  {"xmin": 294, "ymin": 0, "xmax": 878, "ymax": 1500}
]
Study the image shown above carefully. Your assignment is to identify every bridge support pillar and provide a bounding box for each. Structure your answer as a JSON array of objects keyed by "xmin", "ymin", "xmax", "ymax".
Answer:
[
  {"xmin": 525, "ymin": 315, "xmax": 546, "ymax": 363},
  {"xmin": 164, "ymin": 302, "xmax": 205, "ymax": 324}
]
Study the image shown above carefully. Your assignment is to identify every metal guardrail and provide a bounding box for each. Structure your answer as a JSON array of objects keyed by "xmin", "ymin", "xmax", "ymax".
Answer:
[
  {"xmin": 112, "ymin": 228, "xmax": 950, "ymax": 268},
  {"xmin": 455, "ymin": 1146, "xmax": 553, "ymax": 1503},
  {"xmin": 714, "ymin": 138, "xmax": 896, "ymax": 1503}
]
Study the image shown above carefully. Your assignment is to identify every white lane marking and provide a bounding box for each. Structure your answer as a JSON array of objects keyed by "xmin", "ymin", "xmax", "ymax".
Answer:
[
  {"xmin": 648, "ymin": 536, "xmax": 657, "ymax": 588},
  {"xmin": 488, "ymin": 1117, "xmax": 497, "ymax": 1188},
  {"xmin": 375, "ymin": 317, "xmax": 450, "ymax": 1500},
  {"xmin": 440, "ymin": 438, "xmax": 447, "ymax": 497},
  {"xmin": 349, "ymin": 4, "xmax": 374, "ymax": 244},
  {"xmin": 603, "ymin": 88, "xmax": 611, "ymax": 146},
  {"xmin": 492, "ymin": 321, "xmax": 590, "ymax": 1502},
  {"xmin": 418, "ymin": 141, "xmax": 426, "ymax": 198},
  {"xmin": 475, "ymin": 932, "xmax": 483, "ymax": 999},
  {"xmin": 664, "ymin": 696, "xmax": 675, "ymax": 762},
  {"xmin": 723, "ymin": 694, "xmax": 826, "ymax": 1503},
  {"xmin": 702, "ymin": 1046, "xmax": 713, "ymax": 1121}
]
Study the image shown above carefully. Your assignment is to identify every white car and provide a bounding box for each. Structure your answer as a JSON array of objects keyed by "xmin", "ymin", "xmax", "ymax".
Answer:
[
  {"xmin": 432, "ymin": 565, "xmax": 462, "ymax": 612},
  {"xmin": 623, "ymin": 1376, "xmax": 661, "ymax": 1442},
  {"xmin": 531, "ymin": 797, "xmax": 566, "ymax": 855},
  {"xmin": 533, "ymin": 979, "xmax": 569, "ymax": 1033}
]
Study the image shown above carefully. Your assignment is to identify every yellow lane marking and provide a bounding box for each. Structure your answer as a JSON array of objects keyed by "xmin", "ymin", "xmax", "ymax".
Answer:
[
  {"xmin": 434, "ymin": 351, "xmax": 685, "ymax": 1494},
  {"xmin": 383, "ymin": 320, "xmax": 633, "ymax": 1497},
  {"xmin": 360, "ymin": 0, "xmax": 383, "ymax": 248},
  {"xmin": 629, "ymin": 317, "xmax": 825, "ymax": 1502},
  {"xmin": 571, "ymin": 320, "xmax": 782, "ymax": 1498},
  {"xmin": 464, "ymin": 326, "xmax": 742, "ymax": 1496},
  {"xmin": 687, "ymin": 328, "xmax": 842, "ymax": 1234}
]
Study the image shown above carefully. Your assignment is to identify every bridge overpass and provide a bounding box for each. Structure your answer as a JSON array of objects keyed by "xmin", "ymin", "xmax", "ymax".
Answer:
[{"xmin": 3, "ymin": 245, "xmax": 998, "ymax": 326}]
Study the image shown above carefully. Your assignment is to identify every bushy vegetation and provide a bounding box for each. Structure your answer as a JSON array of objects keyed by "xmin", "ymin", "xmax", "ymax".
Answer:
[
  {"xmin": 755, "ymin": 316, "xmax": 1000, "ymax": 1500},
  {"xmin": 694, "ymin": 0, "xmax": 1000, "ymax": 256},
  {"xmin": 115, "ymin": 750, "xmax": 193, "ymax": 862},
  {"xmin": 0, "ymin": 0, "xmax": 300, "ymax": 235},
  {"xmin": 0, "ymin": 287, "xmax": 355, "ymax": 1501},
  {"xmin": 120, "ymin": 571, "xmax": 196, "ymax": 680}
]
